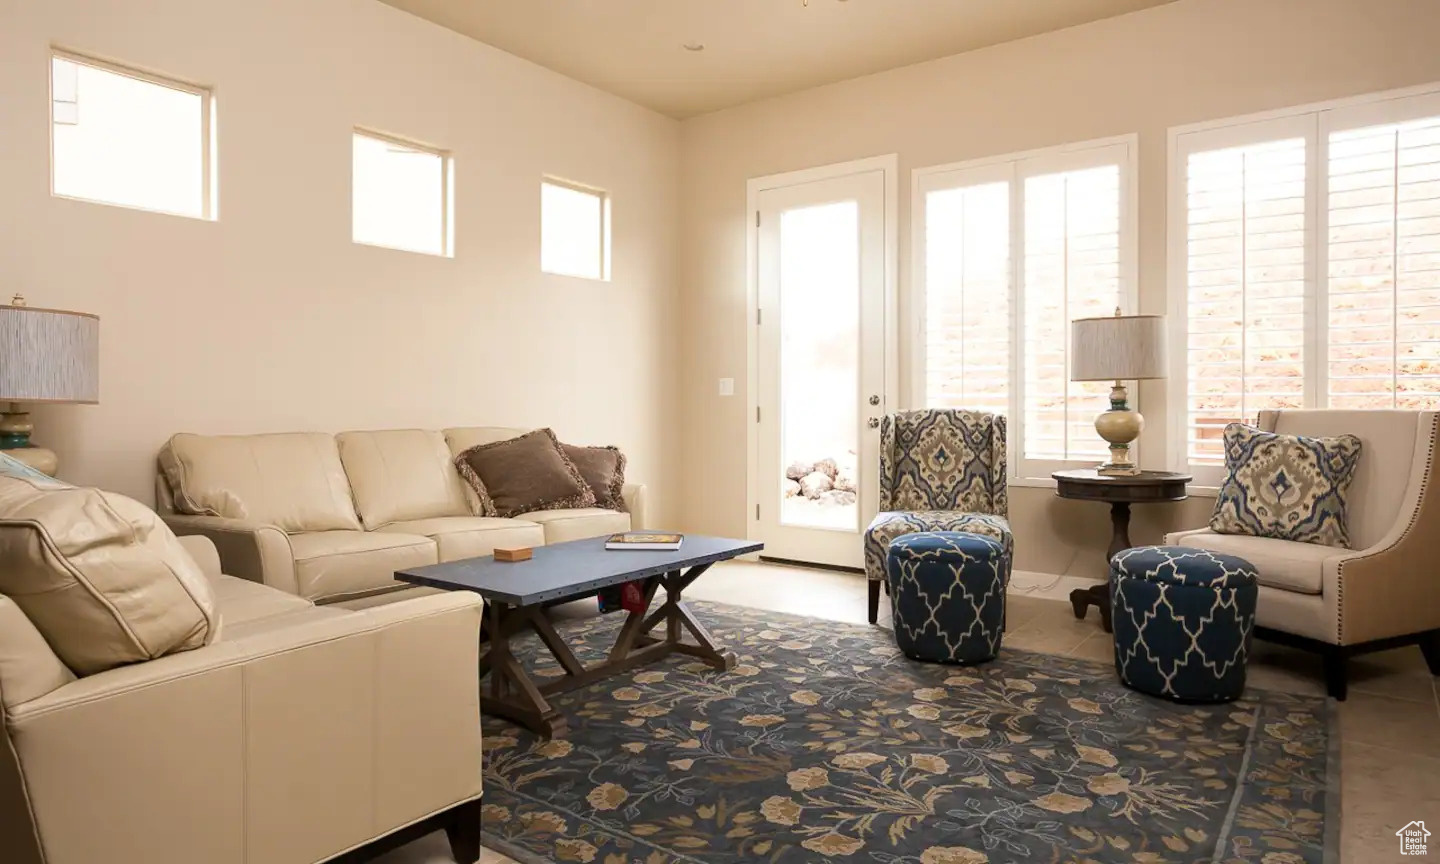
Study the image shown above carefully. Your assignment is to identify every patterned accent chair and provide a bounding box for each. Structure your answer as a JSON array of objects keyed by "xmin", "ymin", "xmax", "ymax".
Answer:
[{"xmin": 863, "ymin": 410, "xmax": 1012, "ymax": 624}]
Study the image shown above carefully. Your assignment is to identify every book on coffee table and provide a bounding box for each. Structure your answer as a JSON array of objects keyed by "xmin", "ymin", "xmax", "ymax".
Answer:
[{"xmin": 605, "ymin": 532, "xmax": 683, "ymax": 551}]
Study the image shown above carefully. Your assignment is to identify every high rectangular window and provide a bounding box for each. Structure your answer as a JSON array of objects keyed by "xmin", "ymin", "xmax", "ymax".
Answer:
[
  {"xmin": 1171, "ymin": 87, "xmax": 1440, "ymax": 483},
  {"xmin": 50, "ymin": 50, "xmax": 214, "ymax": 220},
  {"xmin": 352, "ymin": 130, "xmax": 452, "ymax": 257},
  {"xmin": 541, "ymin": 179, "xmax": 610, "ymax": 280},
  {"xmin": 915, "ymin": 137, "xmax": 1137, "ymax": 480}
]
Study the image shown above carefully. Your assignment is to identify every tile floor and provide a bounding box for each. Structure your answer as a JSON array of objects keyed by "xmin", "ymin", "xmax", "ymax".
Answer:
[{"xmin": 379, "ymin": 560, "xmax": 1440, "ymax": 864}]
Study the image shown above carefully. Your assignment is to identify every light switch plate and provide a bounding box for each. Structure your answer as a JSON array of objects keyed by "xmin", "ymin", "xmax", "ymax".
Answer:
[{"xmin": 718, "ymin": 377, "xmax": 735, "ymax": 397}]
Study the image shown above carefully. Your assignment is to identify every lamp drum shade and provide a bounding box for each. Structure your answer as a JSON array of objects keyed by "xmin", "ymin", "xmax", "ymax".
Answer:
[
  {"xmin": 0, "ymin": 306, "xmax": 100, "ymax": 403},
  {"xmin": 1070, "ymin": 314, "xmax": 1166, "ymax": 382}
]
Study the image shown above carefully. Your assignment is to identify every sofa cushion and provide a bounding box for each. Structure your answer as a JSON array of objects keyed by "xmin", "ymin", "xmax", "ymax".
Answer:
[
  {"xmin": 516, "ymin": 508, "xmax": 631, "ymax": 544},
  {"xmin": 1164, "ymin": 529, "xmax": 1334, "ymax": 595},
  {"xmin": 159, "ymin": 432, "xmax": 362, "ymax": 533},
  {"xmin": 207, "ymin": 573, "xmax": 349, "ymax": 640},
  {"xmin": 454, "ymin": 428, "xmax": 596, "ymax": 518},
  {"xmin": 562, "ymin": 443, "xmax": 628, "ymax": 511},
  {"xmin": 1210, "ymin": 423, "xmax": 1362, "ymax": 548},
  {"xmin": 379, "ymin": 517, "xmax": 545, "ymax": 562},
  {"xmin": 337, "ymin": 429, "xmax": 472, "ymax": 529},
  {"xmin": 288, "ymin": 531, "xmax": 436, "ymax": 604},
  {"xmin": 209, "ymin": 572, "xmax": 314, "ymax": 626},
  {"xmin": 443, "ymin": 426, "xmax": 527, "ymax": 457},
  {"xmin": 0, "ymin": 456, "xmax": 221, "ymax": 676}
]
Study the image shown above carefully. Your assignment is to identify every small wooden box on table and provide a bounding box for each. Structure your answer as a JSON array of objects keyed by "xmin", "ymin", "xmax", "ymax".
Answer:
[{"xmin": 397, "ymin": 535, "xmax": 761, "ymax": 739}]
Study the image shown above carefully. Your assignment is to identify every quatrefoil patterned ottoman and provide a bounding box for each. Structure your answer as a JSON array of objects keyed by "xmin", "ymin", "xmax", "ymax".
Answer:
[
  {"xmin": 886, "ymin": 531, "xmax": 1008, "ymax": 665},
  {"xmin": 1110, "ymin": 545, "xmax": 1259, "ymax": 703}
]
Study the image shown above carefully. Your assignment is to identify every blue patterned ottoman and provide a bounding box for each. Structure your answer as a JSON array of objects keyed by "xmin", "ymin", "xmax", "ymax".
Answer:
[
  {"xmin": 1110, "ymin": 546, "xmax": 1259, "ymax": 703},
  {"xmin": 887, "ymin": 531, "xmax": 1008, "ymax": 664}
]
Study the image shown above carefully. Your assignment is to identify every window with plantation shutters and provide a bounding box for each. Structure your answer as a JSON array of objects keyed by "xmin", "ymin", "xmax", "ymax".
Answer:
[
  {"xmin": 1327, "ymin": 112, "xmax": 1440, "ymax": 409},
  {"xmin": 922, "ymin": 179, "xmax": 1010, "ymax": 416},
  {"xmin": 1022, "ymin": 164, "xmax": 1124, "ymax": 466},
  {"xmin": 915, "ymin": 136, "xmax": 1137, "ymax": 481},
  {"xmin": 1170, "ymin": 86, "xmax": 1440, "ymax": 484},
  {"xmin": 1178, "ymin": 131, "xmax": 1309, "ymax": 472}
]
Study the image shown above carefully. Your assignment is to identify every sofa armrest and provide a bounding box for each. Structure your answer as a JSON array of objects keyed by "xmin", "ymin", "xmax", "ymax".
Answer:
[
  {"xmin": 163, "ymin": 513, "xmax": 298, "ymax": 596},
  {"xmin": 175, "ymin": 535, "xmax": 223, "ymax": 579},
  {"xmin": 623, "ymin": 482, "xmax": 648, "ymax": 529},
  {"xmin": 6, "ymin": 591, "xmax": 483, "ymax": 864}
]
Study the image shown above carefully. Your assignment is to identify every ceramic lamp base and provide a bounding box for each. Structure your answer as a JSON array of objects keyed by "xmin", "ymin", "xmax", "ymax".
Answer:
[
  {"xmin": 0, "ymin": 445, "xmax": 58, "ymax": 476},
  {"xmin": 0, "ymin": 403, "xmax": 59, "ymax": 476},
  {"xmin": 1093, "ymin": 383, "xmax": 1143, "ymax": 477}
]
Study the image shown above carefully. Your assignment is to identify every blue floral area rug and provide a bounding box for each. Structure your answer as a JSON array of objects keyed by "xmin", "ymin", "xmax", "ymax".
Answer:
[{"xmin": 479, "ymin": 601, "xmax": 1337, "ymax": 864}]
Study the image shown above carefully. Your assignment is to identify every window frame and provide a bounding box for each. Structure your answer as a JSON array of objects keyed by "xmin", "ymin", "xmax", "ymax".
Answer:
[
  {"xmin": 350, "ymin": 127, "xmax": 454, "ymax": 258},
  {"xmin": 540, "ymin": 176, "xmax": 612, "ymax": 282},
  {"xmin": 1167, "ymin": 81, "xmax": 1440, "ymax": 486},
  {"xmin": 48, "ymin": 47, "xmax": 217, "ymax": 221},
  {"xmin": 911, "ymin": 134, "xmax": 1139, "ymax": 484}
]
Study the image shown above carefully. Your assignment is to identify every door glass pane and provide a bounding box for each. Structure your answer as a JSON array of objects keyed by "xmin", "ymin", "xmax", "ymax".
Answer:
[{"xmin": 778, "ymin": 201, "xmax": 860, "ymax": 530}]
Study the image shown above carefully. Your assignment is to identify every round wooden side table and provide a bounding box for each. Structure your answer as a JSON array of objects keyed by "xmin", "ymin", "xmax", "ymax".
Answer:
[{"xmin": 1052, "ymin": 468, "xmax": 1191, "ymax": 633}]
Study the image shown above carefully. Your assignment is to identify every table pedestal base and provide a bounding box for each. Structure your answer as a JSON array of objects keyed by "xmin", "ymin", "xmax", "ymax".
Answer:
[{"xmin": 1069, "ymin": 583, "xmax": 1112, "ymax": 633}]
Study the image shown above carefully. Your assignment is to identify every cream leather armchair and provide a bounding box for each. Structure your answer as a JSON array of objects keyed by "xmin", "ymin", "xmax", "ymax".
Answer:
[
  {"xmin": 1165, "ymin": 409, "xmax": 1440, "ymax": 699},
  {"xmin": 1, "ymin": 536, "xmax": 486, "ymax": 864}
]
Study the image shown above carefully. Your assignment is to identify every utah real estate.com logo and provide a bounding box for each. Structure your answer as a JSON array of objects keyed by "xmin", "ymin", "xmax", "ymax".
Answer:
[{"xmin": 1398, "ymin": 820, "xmax": 1432, "ymax": 856}]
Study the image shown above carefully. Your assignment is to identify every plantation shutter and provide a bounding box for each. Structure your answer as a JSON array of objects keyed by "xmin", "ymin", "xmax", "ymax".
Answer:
[
  {"xmin": 1021, "ymin": 162, "xmax": 1125, "ymax": 468},
  {"xmin": 922, "ymin": 177, "xmax": 1011, "ymax": 415},
  {"xmin": 1326, "ymin": 103, "xmax": 1440, "ymax": 410},
  {"xmin": 1173, "ymin": 116, "xmax": 1314, "ymax": 481}
]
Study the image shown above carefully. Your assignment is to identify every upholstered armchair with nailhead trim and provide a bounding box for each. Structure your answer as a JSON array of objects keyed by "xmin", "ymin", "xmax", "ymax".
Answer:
[
  {"xmin": 1166, "ymin": 409, "xmax": 1440, "ymax": 699},
  {"xmin": 863, "ymin": 409, "xmax": 1012, "ymax": 624}
]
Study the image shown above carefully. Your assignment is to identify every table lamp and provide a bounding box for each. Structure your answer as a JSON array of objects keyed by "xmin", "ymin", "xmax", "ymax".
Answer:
[
  {"xmin": 1070, "ymin": 309, "xmax": 1165, "ymax": 476},
  {"xmin": 0, "ymin": 294, "xmax": 99, "ymax": 476}
]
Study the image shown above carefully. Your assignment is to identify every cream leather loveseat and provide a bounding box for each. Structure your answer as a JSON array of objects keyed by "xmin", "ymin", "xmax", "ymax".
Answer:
[
  {"xmin": 156, "ymin": 427, "xmax": 647, "ymax": 607},
  {"xmin": 1165, "ymin": 409, "xmax": 1440, "ymax": 699},
  {"xmin": 1, "ymin": 535, "xmax": 485, "ymax": 864}
]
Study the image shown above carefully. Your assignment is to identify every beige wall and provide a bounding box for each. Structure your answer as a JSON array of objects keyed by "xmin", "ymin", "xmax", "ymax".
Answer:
[
  {"xmin": 0, "ymin": 0, "xmax": 681, "ymax": 522},
  {"xmin": 676, "ymin": 0, "xmax": 1440, "ymax": 579}
]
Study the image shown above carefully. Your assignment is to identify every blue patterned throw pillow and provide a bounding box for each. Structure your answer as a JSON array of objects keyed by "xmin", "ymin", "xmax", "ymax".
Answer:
[{"xmin": 1210, "ymin": 423, "xmax": 1363, "ymax": 548}]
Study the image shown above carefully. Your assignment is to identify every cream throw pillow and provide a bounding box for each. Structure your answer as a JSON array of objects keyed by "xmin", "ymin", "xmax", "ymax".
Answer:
[{"xmin": 0, "ymin": 455, "xmax": 220, "ymax": 676}]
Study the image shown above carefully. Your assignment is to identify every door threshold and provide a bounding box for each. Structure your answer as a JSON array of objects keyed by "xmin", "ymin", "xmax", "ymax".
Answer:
[{"xmin": 758, "ymin": 555, "xmax": 864, "ymax": 575}]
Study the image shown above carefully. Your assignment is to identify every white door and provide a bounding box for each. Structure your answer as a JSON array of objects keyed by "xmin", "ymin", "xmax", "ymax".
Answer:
[{"xmin": 754, "ymin": 165, "xmax": 891, "ymax": 569}]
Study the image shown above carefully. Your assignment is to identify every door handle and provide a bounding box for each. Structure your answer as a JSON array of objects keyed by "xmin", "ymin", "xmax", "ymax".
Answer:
[
  {"xmin": 867, "ymin": 418, "xmax": 880, "ymax": 429},
  {"xmin": 868, "ymin": 395, "xmax": 880, "ymax": 406}
]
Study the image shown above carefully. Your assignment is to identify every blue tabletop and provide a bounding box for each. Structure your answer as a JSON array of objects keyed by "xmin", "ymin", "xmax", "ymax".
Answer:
[{"xmin": 395, "ymin": 534, "xmax": 763, "ymax": 606}]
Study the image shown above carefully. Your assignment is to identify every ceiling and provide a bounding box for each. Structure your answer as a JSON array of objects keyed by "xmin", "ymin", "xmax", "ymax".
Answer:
[{"xmin": 377, "ymin": 0, "xmax": 1176, "ymax": 119}]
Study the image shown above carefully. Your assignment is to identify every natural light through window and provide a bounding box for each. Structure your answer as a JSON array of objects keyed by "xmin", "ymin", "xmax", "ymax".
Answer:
[
  {"xmin": 1173, "ymin": 88, "xmax": 1440, "ymax": 480},
  {"xmin": 352, "ymin": 130, "xmax": 451, "ymax": 257},
  {"xmin": 924, "ymin": 182, "xmax": 1010, "ymax": 415},
  {"xmin": 917, "ymin": 138, "xmax": 1134, "ymax": 479},
  {"xmin": 541, "ymin": 180, "xmax": 610, "ymax": 280},
  {"xmin": 1327, "ymin": 115, "xmax": 1440, "ymax": 411},
  {"xmin": 1023, "ymin": 164, "xmax": 1124, "ymax": 465},
  {"xmin": 50, "ymin": 51, "xmax": 213, "ymax": 219}
]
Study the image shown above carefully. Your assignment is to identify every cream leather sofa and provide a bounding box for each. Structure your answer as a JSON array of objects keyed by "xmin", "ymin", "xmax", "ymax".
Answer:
[
  {"xmin": 1165, "ymin": 409, "xmax": 1440, "ymax": 699},
  {"xmin": 156, "ymin": 427, "xmax": 647, "ymax": 607},
  {"xmin": 1, "ymin": 535, "xmax": 485, "ymax": 864}
]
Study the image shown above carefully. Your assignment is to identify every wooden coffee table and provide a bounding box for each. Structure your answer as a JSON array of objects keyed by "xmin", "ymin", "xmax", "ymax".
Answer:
[{"xmin": 396, "ymin": 534, "xmax": 761, "ymax": 739}]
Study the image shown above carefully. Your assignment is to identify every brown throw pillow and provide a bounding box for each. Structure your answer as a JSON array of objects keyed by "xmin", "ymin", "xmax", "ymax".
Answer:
[
  {"xmin": 454, "ymin": 428, "xmax": 595, "ymax": 518},
  {"xmin": 562, "ymin": 443, "xmax": 627, "ymax": 511}
]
